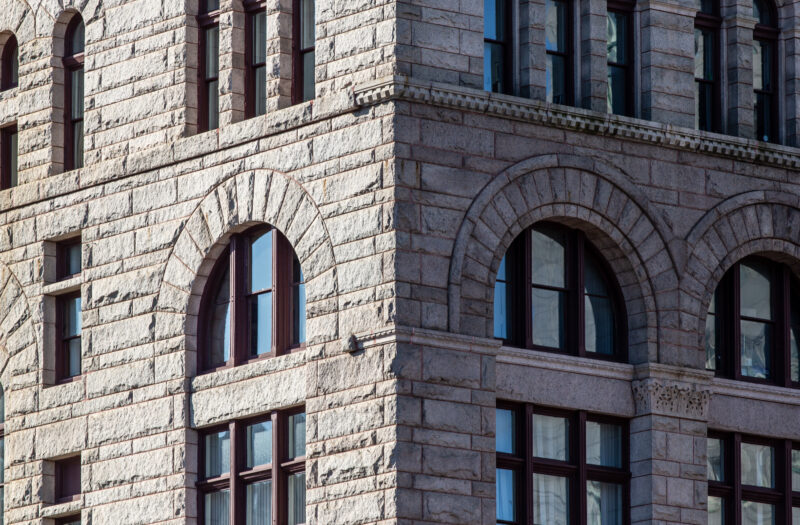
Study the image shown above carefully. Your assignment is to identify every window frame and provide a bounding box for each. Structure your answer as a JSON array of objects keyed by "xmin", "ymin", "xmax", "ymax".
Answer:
[
  {"xmin": 707, "ymin": 256, "xmax": 799, "ymax": 388},
  {"xmin": 1, "ymin": 34, "xmax": 18, "ymax": 91},
  {"xmin": 244, "ymin": 0, "xmax": 267, "ymax": 118},
  {"xmin": 753, "ymin": 0, "xmax": 780, "ymax": 143},
  {"xmin": 198, "ymin": 226, "xmax": 305, "ymax": 374},
  {"xmin": 545, "ymin": 0, "xmax": 573, "ymax": 105},
  {"xmin": 197, "ymin": 406, "xmax": 306, "ymax": 525},
  {"xmin": 694, "ymin": 0, "xmax": 721, "ymax": 132},
  {"xmin": 0, "ymin": 123, "xmax": 17, "ymax": 190},
  {"xmin": 606, "ymin": 0, "xmax": 635, "ymax": 117},
  {"xmin": 198, "ymin": 1, "xmax": 221, "ymax": 132},
  {"xmin": 292, "ymin": 0, "xmax": 315, "ymax": 104},
  {"xmin": 497, "ymin": 222, "xmax": 628, "ymax": 362},
  {"xmin": 55, "ymin": 292, "xmax": 81, "ymax": 383},
  {"xmin": 63, "ymin": 16, "xmax": 84, "ymax": 172},
  {"xmin": 496, "ymin": 402, "xmax": 631, "ymax": 525},
  {"xmin": 708, "ymin": 431, "xmax": 800, "ymax": 523}
]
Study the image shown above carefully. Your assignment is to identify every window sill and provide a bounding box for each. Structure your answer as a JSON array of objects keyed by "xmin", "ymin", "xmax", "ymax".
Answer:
[
  {"xmin": 497, "ymin": 345, "xmax": 634, "ymax": 381},
  {"xmin": 43, "ymin": 274, "xmax": 81, "ymax": 295},
  {"xmin": 711, "ymin": 376, "xmax": 800, "ymax": 405},
  {"xmin": 41, "ymin": 497, "xmax": 82, "ymax": 518}
]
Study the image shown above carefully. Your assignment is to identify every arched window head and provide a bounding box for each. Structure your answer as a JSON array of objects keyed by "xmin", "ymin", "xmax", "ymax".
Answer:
[
  {"xmin": 199, "ymin": 226, "xmax": 306, "ymax": 372},
  {"xmin": 705, "ymin": 256, "xmax": 800, "ymax": 387},
  {"xmin": 752, "ymin": 0, "xmax": 779, "ymax": 143},
  {"xmin": 1, "ymin": 34, "xmax": 18, "ymax": 91},
  {"xmin": 64, "ymin": 15, "xmax": 85, "ymax": 170},
  {"xmin": 494, "ymin": 222, "xmax": 626, "ymax": 361}
]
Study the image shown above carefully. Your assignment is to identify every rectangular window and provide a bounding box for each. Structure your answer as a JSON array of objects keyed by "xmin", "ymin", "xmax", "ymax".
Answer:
[
  {"xmin": 57, "ymin": 293, "xmax": 81, "ymax": 381},
  {"xmin": 545, "ymin": 0, "xmax": 570, "ymax": 104},
  {"xmin": 199, "ymin": 0, "xmax": 220, "ymax": 131},
  {"xmin": 496, "ymin": 404, "xmax": 629, "ymax": 524},
  {"xmin": 694, "ymin": 27, "xmax": 717, "ymax": 131},
  {"xmin": 1, "ymin": 124, "xmax": 16, "ymax": 189},
  {"xmin": 291, "ymin": 254, "xmax": 306, "ymax": 346},
  {"xmin": 607, "ymin": 4, "xmax": 632, "ymax": 116},
  {"xmin": 246, "ymin": 1, "xmax": 267, "ymax": 118},
  {"xmin": 293, "ymin": 0, "xmax": 315, "ymax": 103},
  {"xmin": 198, "ymin": 409, "xmax": 306, "ymax": 524},
  {"xmin": 484, "ymin": 0, "xmax": 511, "ymax": 94},
  {"xmin": 754, "ymin": 37, "xmax": 776, "ymax": 142},
  {"xmin": 58, "ymin": 238, "xmax": 82, "ymax": 280},
  {"xmin": 55, "ymin": 456, "xmax": 81, "ymax": 503}
]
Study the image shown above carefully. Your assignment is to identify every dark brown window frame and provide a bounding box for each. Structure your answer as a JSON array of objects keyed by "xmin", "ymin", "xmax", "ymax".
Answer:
[
  {"xmin": 694, "ymin": 1, "xmax": 722, "ymax": 133},
  {"xmin": 56, "ymin": 237, "xmax": 81, "ymax": 281},
  {"xmin": 545, "ymin": 0, "xmax": 573, "ymax": 105},
  {"xmin": 244, "ymin": 0, "xmax": 267, "ymax": 119},
  {"xmin": 498, "ymin": 222, "xmax": 628, "ymax": 362},
  {"xmin": 496, "ymin": 402, "xmax": 631, "ymax": 525},
  {"xmin": 198, "ymin": 226, "xmax": 305, "ymax": 374},
  {"xmin": 708, "ymin": 431, "xmax": 800, "ymax": 523},
  {"xmin": 606, "ymin": 0, "xmax": 635, "ymax": 117},
  {"xmin": 291, "ymin": 0, "xmax": 315, "ymax": 104},
  {"xmin": 197, "ymin": 407, "xmax": 306, "ymax": 524},
  {"xmin": 55, "ymin": 292, "xmax": 81, "ymax": 383},
  {"xmin": 1, "ymin": 34, "xmax": 18, "ymax": 91},
  {"xmin": 484, "ymin": 0, "xmax": 514, "ymax": 95},
  {"xmin": 0, "ymin": 123, "xmax": 17, "ymax": 190},
  {"xmin": 753, "ymin": 4, "xmax": 780, "ymax": 144},
  {"xmin": 198, "ymin": 3, "xmax": 221, "ymax": 132},
  {"xmin": 708, "ymin": 256, "xmax": 799, "ymax": 388},
  {"xmin": 63, "ymin": 16, "xmax": 84, "ymax": 172},
  {"xmin": 55, "ymin": 455, "xmax": 81, "ymax": 504}
]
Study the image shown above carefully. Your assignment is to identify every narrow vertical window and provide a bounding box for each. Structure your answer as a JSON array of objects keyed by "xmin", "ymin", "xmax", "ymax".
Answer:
[
  {"xmin": 245, "ymin": 1, "xmax": 267, "ymax": 118},
  {"xmin": 64, "ymin": 17, "xmax": 84, "ymax": 170},
  {"xmin": 1, "ymin": 34, "xmax": 18, "ymax": 91},
  {"xmin": 753, "ymin": 0, "xmax": 779, "ymax": 142},
  {"xmin": 1, "ymin": 124, "xmax": 17, "ymax": 189},
  {"xmin": 607, "ymin": 2, "xmax": 633, "ymax": 116},
  {"xmin": 55, "ymin": 456, "xmax": 81, "ymax": 503},
  {"xmin": 484, "ymin": 0, "xmax": 511, "ymax": 94},
  {"xmin": 57, "ymin": 293, "xmax": 81, "ymax": 380},
  {"xmin": 293, "ymin": 0, "xmax": 315, "ymax": 103},
  {"xmin": 695, "ymin": 0, "xmax": 720, "ymax": 131},
  {"xmin": 199, "ymin": 0, "xmax": 220, "ymax": 131},
  {"xmin": 545, "ymin": 0, "xmax": 570, "ymax": 104},
  {"xmin": 291, "ymin": 254, "xmax": 306, "ymax": 346},
  {"xmin": 0, "ymin": 387, "xmax": 4, "ymax": 525}
]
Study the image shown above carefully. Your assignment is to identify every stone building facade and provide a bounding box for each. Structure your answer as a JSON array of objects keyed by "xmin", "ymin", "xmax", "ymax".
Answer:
[{"xmin": 0, "ymin": 0, "xmax": 794, "ymax": 523}]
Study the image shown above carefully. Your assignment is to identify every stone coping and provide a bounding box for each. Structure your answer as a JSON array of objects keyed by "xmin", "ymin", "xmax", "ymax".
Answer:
[
  {"xmin": 712, "ymin": 376, "xmax": 800, "ymax": 406},
  {"xmin": 497, "ymin": 345, "xmax": 635, "ymax": 381}
]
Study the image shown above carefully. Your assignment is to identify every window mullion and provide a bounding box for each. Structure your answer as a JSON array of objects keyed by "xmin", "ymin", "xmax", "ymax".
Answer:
[
  {"xmin": 577, "ymin": 411, "xmax": 587, "ymax": 525},
  {"xmin": 231, "ymin": 235, "xmax": 247, "ymax": 366},
  {"xmin": 575, "ymin": 232, "xmax": 585, "ymax": 357},
  {"xmin": 230, "ymin": 420, "xmax": 241, "ymax": 525},
  {"xmin": 273, "ymin": 410, "xmax": 286, "ymax": 525}
]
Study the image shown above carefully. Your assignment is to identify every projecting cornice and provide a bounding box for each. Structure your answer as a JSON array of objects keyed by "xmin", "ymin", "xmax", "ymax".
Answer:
[{"xmin": 354, "ymin": 75, "xmax": 800, "ymax": 170}]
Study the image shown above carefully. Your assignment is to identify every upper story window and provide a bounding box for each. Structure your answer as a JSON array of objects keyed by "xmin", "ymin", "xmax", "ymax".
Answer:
[
  {"xmin": 1, "ymin": 34, "xmax": 18, "ymax": 91},
  {"xmin": 753, "ymin": 0, "xmax": 779, "ymax": 143},
  {"xmin": 484, "ymin": 0, "xmax": 511, "ymax": 94},
  {"xmin": 546, "ymin": 0, "xmax": 571, "ymax": 104},
  {"xmin": 64, "ymin": 16, "xmax": 84, "ymax": 170},
  {"xmin": 199, "ymin": 226, "xmax": 306, "ymax": 373},
  {"xmin": 494, "ymin": 222, "xmax": 626, "ymax": 361},
  {"xmin": 497, "ymin": 404, "xmax": 630, "ymax": 525},
  {"xmin": 199, "ymin": 409, "xmax": 306, "ymax": 524},
  {"xmin": 707, "ymin": 432, "xmax": 800, "ymax": 523},
  {"xmin": 293, "ymin": 0, "xmax": 315, "ymax": 103},
  {"xmin": 245, "ymin": 0, "xmax": 267, "ymax": 117},
  {"xmin": 199, "ymin": 0, "xmax": 220, "ymax": 131},
  {"xmin": 695, "ymin": 0, "xmax": 721, "ymax": 132},
  {"xmin": 705, "ymin": 256, "xmax": 800, "ymax": 388},
  {"xmin": 1, "ymin": 124, "xmax": 17, "ymax": 189},
  {"xmin": 606, "ymin": 0, "xmax": 634, "ymax": 116}
]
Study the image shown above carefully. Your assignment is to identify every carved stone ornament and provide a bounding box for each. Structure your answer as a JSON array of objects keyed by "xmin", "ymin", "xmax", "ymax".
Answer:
[{"xmin": 632, "ymin": 378, "xmax": 711, "ymax": 420}]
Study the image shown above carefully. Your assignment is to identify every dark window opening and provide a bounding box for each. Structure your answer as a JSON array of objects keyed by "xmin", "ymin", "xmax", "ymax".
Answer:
[
  {"xmin": 484, "ymin": 0, "xmax": 512, "ymax": 94},
  {"xmin": 293, "ymin": 0, "xmax": 315, "ymax": 103},
  {"xmin": 1, "ymin": 34, "xmax": 18, "ymax": 91},
  {"xmin": 56, "ymin": 293, "xmax": 81, "ymax": 381},
  {"xmin": 64, "ymin": 17, "xmax": 84, "ymax": 171},
  {"xmin": 57, "ymin": 238, "xmax": 82, "ymax": 280},
  {"xmin": 1, "ymin": 124, "xmax": 17, "ymax": 189},
  {"xmin": 753, "ymin": 0, "xmax": 779, "ymax": 143},
  {"xmin": 607, "ymin": 1, "xmax": 634, "ymax": 116},
  {"xmin": 695, "ymin": 0, "xmax": 721, "ymax": 132},
  {"xmin": 199, "ymin": 0, "xmax": 220, "ymax": 131},
  {"xmin": 546, "ymin": 0, "xmax": 572, "ymax": 105},
  {"xmin": 55, "ymin": 456, "xmax": 81, "ymax": 503},
  {"xmin": 245, "ymin": 0, "xmax": 267, "ymax": 118}
]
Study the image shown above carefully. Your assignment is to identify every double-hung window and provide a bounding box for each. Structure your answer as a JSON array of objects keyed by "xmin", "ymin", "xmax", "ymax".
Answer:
[
  {"xmin": 245, "ymin": 0, "xmax": 267, "ymax": 117},
  {"xmin": 484, "ymin": 0, "xmax": 512, "ymax": 94},
  {"xmin": 695, "ymin": 0, "xmax": 721, "ymax": 131},
  {"xmin": 606, "ymin": 1, "xmax": 633, "ymax": 116},
  {"xmin": 545, "ymin": 0, "xmax": 571, "ymax": 104},
  {"xmin": 753, "ymin": 0, "xmax": 779, "ymax": 142},
  {"xmin": 199, "ymin": 0, "xmax": 220, "ymax": 131},
  {"xmin": 64, "ymin": 17, "xmax": 84, "ymax": 170},
  {"xmin": 293, "ymin": 0, "xmax": 315, "ymax": 103}
]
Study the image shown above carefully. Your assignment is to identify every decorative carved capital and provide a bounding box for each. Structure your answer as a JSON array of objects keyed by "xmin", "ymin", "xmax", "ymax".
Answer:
[{"xmin": 632, "ymin": 378, "xmax": 711, "ymax": 420}]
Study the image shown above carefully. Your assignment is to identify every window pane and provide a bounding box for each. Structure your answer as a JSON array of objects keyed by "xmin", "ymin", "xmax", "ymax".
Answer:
[
  {"xmin": 70, "ymin": 21, "xmax": 85, "ymax": 55},
  {"xmin": 547, "ymin": 53, "xmax": 567, "ymax": 104},
  {"xmin": 484, "ymin": 0, "xmax": 507, "ymax": 41},
  {"xmin": 708, "ymin": 496, "xmax": 725, "ymax": 525},
  {"xmin": 205, "ymin": 489, "xmax": 230, "ymax": 525},
  {"xmin": 292, "ymin": 254, "xmax": 306, "ymax": 345},
  {"xmin": 586, "ymin": 421, "xmax": 622, "ymax": 468},
  {"xmin": 483, "ymin": 42, "xmax": 506, "ymax": 93},
  {"xmin": 531, "ymin": 288, "xmax": 565, "ymax": 349},
  {"xmin": 0, "ymin": 389, "xmax": 4, "ymax": 424},
  {"xmin": 546, "ymin": 0, "xmax": 567, "ymax": 52},
  {"xmin": 586, "ymin": 481, "xmax": 623, "ymax": 525},
  {"xmin": 246, "ymin": 480, "xmax": 272, "ymax": 525},
  {"xmin": 496, "ymin": 408, "xmax": 516, "ymax": 454},
  {"xmin": 792, "ymin": 324, "xmax": 799, "ymax": 383},
  {"xmin": 740, "ymin": 260, "xmax": 772, "ymax": 319},
  {"xmin": 794, "ymin": 508, "xmax": 800, "ymax": 525},
  {"xmin": 208, "ymin": 79, "xmax": 219, "ymax": 130},
  {"xmin": 494, "ymin": 256, "xmax": 509, "ymax": 339},
  {"xmin": 250, "ymin": 230, "xmax": 273, "ymax": 293},
  {"xmin": 755, "ymin": 91, "xmax": 773, "ymax": 142},
  {"xmin": 302, "ymin": 51, "xmax": 314, "ymax": 102},
  {"xmin": 742, "ymin": 501, "xmax": 775, "ymax": 525},
  {"xmin": 741, "ymin": 442, "xmax": 774, "ymax": 488},
  {"xmin": 73, "ymin": 120, "xmax": 84, "ymax": 169},
  {"xmin": 584, "ymin": 254, "xmax": 609, "ymax": 297},
  {"xmin": 533, "ymin": 413, "xmax": 569, "ymax": 461},
  {"xmin": 301, "ymin": 0, "xmax": 315, "ymax": 49},
  {"xmin": 204, "ymin": 0, "xmax": 220, "ymax": 12},
  {"xmin": 205, "ymin": 26, "xmax": 219, "ymax": 78},
  {"xmin": 71, "ymin": 69, "xmax": 84, "ymax": 120},
  {"xmin": 607, "ymin": 12, "xmax": 627, "ymax": 64},
  {"xmin": 204, "ymin": 430, "xmax": 230, "ymax": 478},
  {"xmin": 249, "ymin": 291, "xmax": 273, "ymax": 356},
  {"xmin": 64, "ymin": 296, "xmax": 81, "ymax": 337},
  {"xmin": 246, "ymin": 420, "xmax": 273, "ymax": 469},
  {"xmin": 607, "ymin": 64, "xmax": 627, "ymax": 115},
  {"xmin": 707, "ymin": 438, "xmax": 724, "ymax": 481},
  {"xmin": 792, "ymin": 449, "xmax": 800, "ymax": 491},
  {"xmin": 496, "ymin": 468, "xmax": 517, "ymax": 523},
  {"xmin": 210, "ymin": 267, "xmax": 231, "ymax": 366},
  {"xmin": 252, "ymin": 11, "xmax": 266, "ymax": 64},
  {"xmin": 696, "ymin": 81, "xmax": 714, "ymax": 131},
  {"xmin": 9, "ymin": 129, "xmax": 16, "ymax": 187},
  {"xmin": 10, "ymin": 43, "xmax": 17, "ymax": 86},
  {"xmin": 288, "ymin": 412, "xmax": 306, "ymax": 459},
  {"xmin": 287, "ymin": 471, "xmax": 306, "ymax": 525},
  {"xmin": 740, "ymin": 319, "xmax": 771, "ymax": 379},
  {"xmin": 531, "ymin": 226, "xmax": 566, "ymax": 288},
  {"xmin": 533, "ymin": 474, "xmax": 569, "ymax": 525},
  {"xmin": 585, "ymin": 295, "xmax": 614, "ymax": 355},
  {"xmin": 705, "ymin": 298, "xmax": 717, "ymax": 370},
  {"xmin": 0, "ymin": 437, "xmax": 4, "ymax": 480},
  {"xmin": 254, "ymin": 65, "xmax": 266, "ymax": 117},
  {"xmin": 67, "ymin": 337, "xmax": 81, "ymax": 377},
  {"xmin": 694, "ymin": 29, "xmax": 715, "ymax": 81}
]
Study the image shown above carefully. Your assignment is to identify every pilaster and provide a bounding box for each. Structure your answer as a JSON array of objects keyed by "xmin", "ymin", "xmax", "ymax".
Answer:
[{"xmin": 581, "ymin": 0, "xmax": 609, "ymax": 111}]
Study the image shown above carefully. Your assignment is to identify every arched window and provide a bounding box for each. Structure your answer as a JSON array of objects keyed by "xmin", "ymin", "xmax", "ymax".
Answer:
[
  {"xmin": 705, "ymin": 256, "xmax": 800, "ymax": 387},
  {"xmin": 607, "ymin": 0, "xmax": 634, "ymax": 116},
  {"xmin": 695, "ymin": 0, "xmax": 721, "ymax": 131},
  {"xmin": 753, "ymin": 0, "xmax": 779, "ymax": 142},
  {"xmin": 199, "ymin": 226, "xmax": 306, "ymax": 372},
  {"xmin": 546, "ymin": 0, "xmax": 572, "ymax": 104},
  {"xmin": 1, "ymin": 34, "xmax": 18, "ymax": 91},
  {"xmin": 64, "ymin": 16, "xmax": 84, "ymax": 170},
  {"xmin": 494, "ymin": 222, "xmax": 626, "ymax": 361}
]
